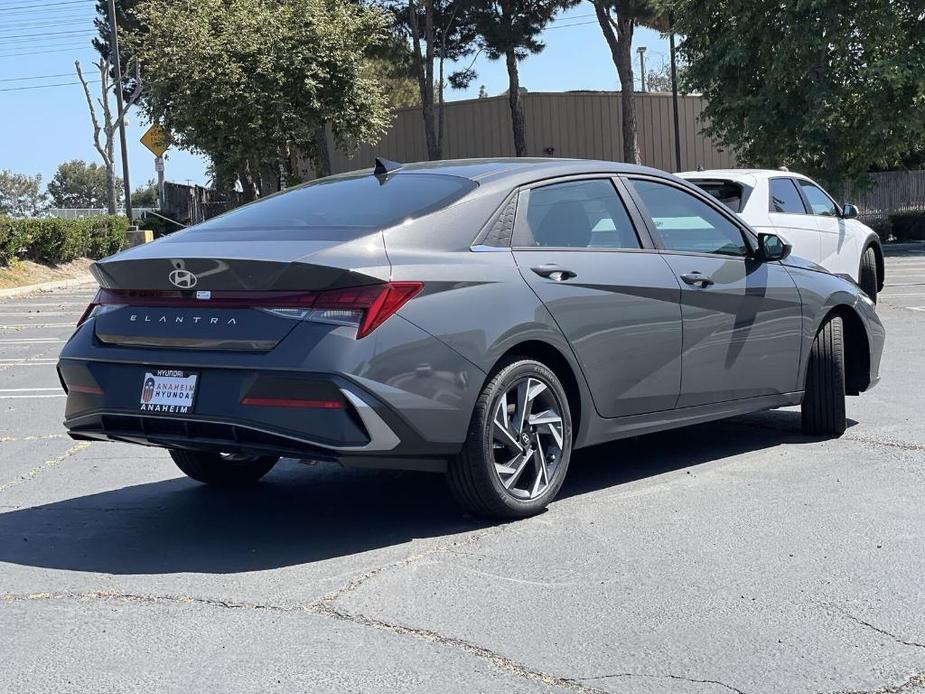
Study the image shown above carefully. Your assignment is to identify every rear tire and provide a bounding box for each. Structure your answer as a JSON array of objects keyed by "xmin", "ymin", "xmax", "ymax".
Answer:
[
  {"xmin": 170, "ymin": 450, "xmax": 279, "ymax": 486},
  {"xmin": 448, "ymin": 359, "xmax": 572, "ymax": 519},
  {"xmin": 801, "ymin": 315, "xmax": 847, "ymax": 437},
  {"xmin": 859, "ymin": 246, "xmax": 878, "ymax": 303}
]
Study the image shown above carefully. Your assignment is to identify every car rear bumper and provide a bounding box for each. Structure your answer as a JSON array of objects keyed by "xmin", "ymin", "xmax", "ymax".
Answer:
[{"xmin": 57, "ymin": 314, "xmax": 486, "ymax": 471}]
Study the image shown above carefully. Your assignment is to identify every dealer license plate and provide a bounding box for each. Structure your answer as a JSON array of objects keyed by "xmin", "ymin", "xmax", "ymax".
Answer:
[{"xmin": 139, "ymin": 369, "xmax": 199, "ymax": 414}]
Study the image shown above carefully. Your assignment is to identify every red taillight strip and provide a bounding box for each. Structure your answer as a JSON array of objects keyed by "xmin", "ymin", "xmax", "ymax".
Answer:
[
  {"xmin": 91, "ymin": 282, "xmax": 424, "ymax": 338},
  {"xmin": 241, "ymin": 396, "xmax": 344, "ymax": 409}
]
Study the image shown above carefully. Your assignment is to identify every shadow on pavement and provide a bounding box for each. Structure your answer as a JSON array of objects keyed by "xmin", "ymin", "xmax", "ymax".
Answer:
[{"xmin": 0, "ymin": 409, "xmax": 842, "ymax": 575}]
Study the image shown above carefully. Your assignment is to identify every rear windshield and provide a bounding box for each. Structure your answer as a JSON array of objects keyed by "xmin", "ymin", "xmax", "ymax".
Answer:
[
  {"xmin": 688, "ymin": 180, "xmax": 744, "ymax": 213},
  {"xmin": 194, "ymin": 173, "xmax": 477, "ymax": 232}
]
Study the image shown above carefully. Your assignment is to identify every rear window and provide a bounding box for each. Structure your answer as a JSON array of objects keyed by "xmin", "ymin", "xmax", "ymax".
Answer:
[
  {"xmin": 194, "ymin": 173, "xmax": 477, "ymax": 232},
  {"xmin": 688, "ymin": 180, "xmax": 744, "ymax": 212}
]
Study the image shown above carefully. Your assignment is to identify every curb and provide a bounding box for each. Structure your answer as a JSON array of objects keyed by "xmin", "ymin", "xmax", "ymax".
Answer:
[{"xmin": 0, "ymin": 274, "xmax": 98, "ymax": 299}]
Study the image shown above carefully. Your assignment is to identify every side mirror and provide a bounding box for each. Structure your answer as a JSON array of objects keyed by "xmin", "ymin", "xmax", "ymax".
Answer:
[
  {"xmin": 842, "ymin": 203, "xmax": 859, "ymax": 219},
  {"xmin": 757, "ymin": 232, "xmax": 791, "ymax": 262}
]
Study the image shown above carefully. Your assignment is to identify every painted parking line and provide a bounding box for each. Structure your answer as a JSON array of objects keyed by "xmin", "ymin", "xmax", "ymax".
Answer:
[
  {"xmin": 0, "ymin": 323, "xmax": 77, "ymax": 330},
  {"xmin": 0, "ymin": 357, "xmax": 58, "ymax": 366},
  {"xmin": 0, "ymin": 387, "xmax": 61, "ymax": 393},
  {"xmin": 908, "ymin": 307, "xmax": 925, "ymax": 312},
  {"xmin": 0, "ymin": 338, "xmax": 66, "ymax": 344},
  {"xmin": 0, "ymin": 312, "xmax": 80, "ymax": 317},
  {"xmin": 0, "ymin": 393, "xmax": 66, "ymax": 399}
]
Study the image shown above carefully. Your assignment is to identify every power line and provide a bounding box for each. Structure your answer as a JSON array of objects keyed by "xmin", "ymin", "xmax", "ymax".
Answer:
[
  {"xmin": 0, "ymin": 0, "xmax": 93, "ymax": 10},
  {"xmin": 0, "ymin": 44, "xmax": 95, "ymax": 58},
  {"xmin": 547, "ymin": 19, "xmax": 598, "ymax": 30},
  {"xmin": 2, "ymin": 15, "xmax": 95, "ymax": 29},
  {"xmin": 0, "ymin": 71, "xmax": 72, "ymax": 82},
  {"xmin": 0, "ymin": 78, "xmax": 99, "ymax": 92},
  {"xmin": 0, "ymin": 28, "xmax": 95, "ymax": 40}
]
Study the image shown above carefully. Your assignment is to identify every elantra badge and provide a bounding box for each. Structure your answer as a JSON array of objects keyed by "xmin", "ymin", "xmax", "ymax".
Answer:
[{"xmin": 169, "ymin": 269, "xmax": 198, "ymax": 288}]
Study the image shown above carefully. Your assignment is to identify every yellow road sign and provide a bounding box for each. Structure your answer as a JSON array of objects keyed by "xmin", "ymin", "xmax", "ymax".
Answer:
[{"xmin": 140, "ymin": 124, "xmax": 171, "ymax": 158}]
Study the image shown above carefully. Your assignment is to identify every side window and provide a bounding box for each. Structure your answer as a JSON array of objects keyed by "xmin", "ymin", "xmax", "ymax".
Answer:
[
  {"xmin": 798, "ymin": 180, "xmax": 838, "ymax": 216},
  {"xmin": 769, "ymin": 178, "xmax": 807, "ymax": 214},
  {"xmin": 517, "ymin": 179, "xmax": 641, "ymax": 249},
  {"xmin": 630, "ymin": 179, "xmax": 750, "ymax": 257}
]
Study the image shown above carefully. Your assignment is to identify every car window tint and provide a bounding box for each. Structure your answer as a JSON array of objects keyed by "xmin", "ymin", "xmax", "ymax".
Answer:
[
  {"xmin": 769, "ymin": 178, "xmax": 807, "ymax": 214},
  {"xmin": 797, "ymin": 180, "xmax": 838, "ymax": 216},
  {"xmin": 690, "ymin": 181, "xmax": 743, "ymax": 212},
  {"xmin": 630, "ymin": 179, "xmax": 749, "ymax": 257},
  {"xmin": 520, "ymin": 179, "xmax": 640, "ymax": 249},
  {"xmin": 193, "ymin": 173, "xmax": 477, "ymax": 233}
]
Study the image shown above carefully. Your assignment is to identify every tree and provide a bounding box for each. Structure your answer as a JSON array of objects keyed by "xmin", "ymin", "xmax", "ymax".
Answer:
[
  {"xmin": 673, "ymin": 0, "xmax": 925, "ymax": 188},
  {"xmin": 75, "ymin": 56, "xmax": 141, "ymax": 213},
  {"xmin": 591, "ymin": 0, "xmax": 665, "ymax": 164},
  {"xmin": 0, "ymin": 171, "xmax": 47, "ymax": 218},
  {"xmin": 47, "ymin": 160, "xmax": 120, "ymax": 209},
  {"xmin": 132, "ymin": 179, "xmax": 159, "ymax": 208},
  {"xmin": 645, "ymin": 58, "xmax": 685, "ymax": 93},
  {"xmin": 126, "ymin": 0, "xmax": 390, "ymax": 195},
  {"xmin": 472, "ymin": 0, "xmax": 577, "ymax": 156},
  {"xmin": 384, "ymin": 0, "xmax": 479, "ymax": 159}
]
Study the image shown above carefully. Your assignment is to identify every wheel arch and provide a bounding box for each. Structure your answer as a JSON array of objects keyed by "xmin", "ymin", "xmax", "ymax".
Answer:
[{"xmin": 490, "ymin": 340, "xmax": 586, "ymax": 445}]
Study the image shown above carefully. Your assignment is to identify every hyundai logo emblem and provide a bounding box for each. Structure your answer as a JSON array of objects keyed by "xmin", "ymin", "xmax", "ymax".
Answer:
[{"xmin": 169, "ymin": 269, "xmax": 198, "ymax": 288}]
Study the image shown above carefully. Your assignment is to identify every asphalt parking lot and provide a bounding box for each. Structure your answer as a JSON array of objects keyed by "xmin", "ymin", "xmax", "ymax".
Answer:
[{"xmin": 1, "ymin": 247, "xmax": 924, "ymax": 694}]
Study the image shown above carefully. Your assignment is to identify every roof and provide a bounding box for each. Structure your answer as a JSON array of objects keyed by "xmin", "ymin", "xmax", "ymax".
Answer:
[
  {"xmin": 364, "ymin": 157, "xmax": 677, "ymax": 194},
  {"xmin": 678, "ymin": 168, "xmax": 815, "ymax": 184}
]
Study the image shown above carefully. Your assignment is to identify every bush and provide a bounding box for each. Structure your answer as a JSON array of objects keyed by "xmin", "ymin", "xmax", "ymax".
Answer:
[
  {"xmin": 889, "ymin": 210, "xmax": 925, "ymax": 242},
  {"xmin": 0, "ymin": 215, "xmax": 128, "ymax": 267}
]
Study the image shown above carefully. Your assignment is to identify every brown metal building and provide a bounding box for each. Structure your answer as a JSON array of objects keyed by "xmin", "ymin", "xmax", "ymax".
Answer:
[{"xmin": 316, "ymin": 91, "xmax": 737, "ymax": 175}]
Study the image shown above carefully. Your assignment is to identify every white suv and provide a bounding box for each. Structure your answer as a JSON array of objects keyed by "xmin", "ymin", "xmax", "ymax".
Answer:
[{"xmin": 678, "ymin": 169, "xmax": 884, "ymax": 302}]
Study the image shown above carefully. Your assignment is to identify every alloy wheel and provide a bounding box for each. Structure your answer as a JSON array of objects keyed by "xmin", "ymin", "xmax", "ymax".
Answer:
[{"xmin": 491, "ymin": 376, "xmax": 565, "ymax": 500}]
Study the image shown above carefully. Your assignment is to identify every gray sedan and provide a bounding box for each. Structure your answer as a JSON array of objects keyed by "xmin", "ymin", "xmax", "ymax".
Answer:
[{"xmin": 58, "ymin": 158, "xmax": 884, "ymax": 519}]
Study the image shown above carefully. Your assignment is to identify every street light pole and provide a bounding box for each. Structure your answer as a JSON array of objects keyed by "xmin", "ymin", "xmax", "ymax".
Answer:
[
  {"xmin": 669, "ymin": 23, "xmax": 682, "ymax": 171},
  {"xmin": 107, "ymin": 0, "xmax": 133, "ymax": 224},
  {"xmin": 637, "ymin": 46, "xmax": 647, "ymax": 93}
]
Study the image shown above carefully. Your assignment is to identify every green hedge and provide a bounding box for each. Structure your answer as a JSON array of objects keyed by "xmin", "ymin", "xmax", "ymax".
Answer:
[
  {"xmin": 0, "ymin": 215, "xmax": 128, "ymax": 267},
  {"xmin": 889, "ymin": 210, "xmax": 925, "ymax": 242}
]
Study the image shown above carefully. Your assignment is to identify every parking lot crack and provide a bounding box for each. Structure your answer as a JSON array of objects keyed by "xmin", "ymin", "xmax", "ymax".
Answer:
[
  {"xmin": 314, "ymin": 603, "xmax": 606, "ymax": 693},
  {"xmin": 842, "ymin": 436, "xmax": 925, "ymax": 453},
  {"xmin": 578, "ymin": 672, "xmax": 746, "ymax": 694},
  {"xmin": 0, "ymin": 590, "xmax": 308, "ymax": 613},
  {"xmin": 839, "ymin": 611, "xmax": 925, "ymax": 650},
  {"xmin": 0, "ymin": 442, "xmax": 90, "ymax": 493}
]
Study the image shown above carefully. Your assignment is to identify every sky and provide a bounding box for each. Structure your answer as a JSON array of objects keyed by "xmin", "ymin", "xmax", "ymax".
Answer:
[{"xmin": 0, "ymin": 0, "xmax": 669, "ymax": 191}]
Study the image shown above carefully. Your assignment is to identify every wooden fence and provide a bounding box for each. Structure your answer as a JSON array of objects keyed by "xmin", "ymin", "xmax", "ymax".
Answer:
[
  {"xmin": 851, "ymin": 170, "xmax": 925, "ymax": 224},
  {"xmin": 316, "ymin": 91, "xmax": 737, "ymax": 176}
]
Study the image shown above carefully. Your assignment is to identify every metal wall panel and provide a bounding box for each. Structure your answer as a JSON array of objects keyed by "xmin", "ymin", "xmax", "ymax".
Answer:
[{"xmin": 326, "ymin": 91, "xmax": 737, "ymax": 175}]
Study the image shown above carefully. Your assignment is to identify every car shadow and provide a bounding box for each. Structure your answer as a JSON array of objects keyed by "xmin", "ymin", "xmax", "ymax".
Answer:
[{"xmin": 0, "ymin": 409, "xmax": 853, "ymax": 576}]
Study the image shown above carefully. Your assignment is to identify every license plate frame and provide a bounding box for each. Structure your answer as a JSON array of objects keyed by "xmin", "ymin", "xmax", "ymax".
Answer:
[{"xmin": 138, "ymin": 369, "xmax": 199, "ymax": 415}]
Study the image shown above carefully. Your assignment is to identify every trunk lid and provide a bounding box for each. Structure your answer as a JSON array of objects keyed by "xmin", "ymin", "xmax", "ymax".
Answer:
[{"xmin": 89, "ymin": 228, "xmax": 390, "ymax": 350}]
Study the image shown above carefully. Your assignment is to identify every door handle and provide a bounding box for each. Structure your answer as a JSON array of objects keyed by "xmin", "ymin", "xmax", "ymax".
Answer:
[
  {"xmin": 680, "ymin": 271, "xmax": 714, "ymax": 287},
  {"xmin": 531, "ymin": 264, "xmax": 577, "ymax": 281}
]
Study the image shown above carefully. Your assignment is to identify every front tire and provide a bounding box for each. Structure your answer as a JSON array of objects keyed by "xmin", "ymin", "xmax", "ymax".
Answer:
[
  {"xmin": 801, "ymin": 315, "xmax": 847, "ymax": 437},
  {"xmin": 170, "ymin": 450, "xmax": 279, "ymax": 486},
  {"xmin": 859, "ymin": 246, "xmax": 878, "ymax": 303},
  {"xmin": 448, "ymin": 359, "xmax": 572, "ymax": 519}
]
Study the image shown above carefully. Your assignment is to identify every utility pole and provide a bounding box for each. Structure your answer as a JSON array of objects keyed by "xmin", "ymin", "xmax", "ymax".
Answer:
[
  {"xmin": 669, "ymin": 24, "xmax": 682, "ymax": 171},
  {"xmin": 107, "ymin": 0, "xmax": 133, "ymax": 224},
  {"xmin": 637, "ymin": 46, "xmax": 647, "ymax": 93}
]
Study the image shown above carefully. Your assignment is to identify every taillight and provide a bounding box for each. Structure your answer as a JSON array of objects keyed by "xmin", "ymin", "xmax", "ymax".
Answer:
[
  {"xmin": 89, "ymin": 282, "xmax": 423, "ymax": 338},
  {"xmin": 312, "ymin": 282, "xmax": 423, "ymax": 338},
  {"xmin": 76, "ymin": 290, "xmax": 102, "ymax": 327}
]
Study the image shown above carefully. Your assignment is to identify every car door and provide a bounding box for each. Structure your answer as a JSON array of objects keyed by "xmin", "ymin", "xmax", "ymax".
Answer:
[
  {"xmin": 767, "ymin": 177, "xmax": 821, "ymax": 264},
  {"xmin": 625, "ymin": 176, "xmax": 804, "ymax": 408},
  {"xmin": 796, "ymin": 178, "xmax": 859, "ymax": 279},
  {"xmin": 511, "ymin": 176, "xmax": 683, "ymax": 418}
]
